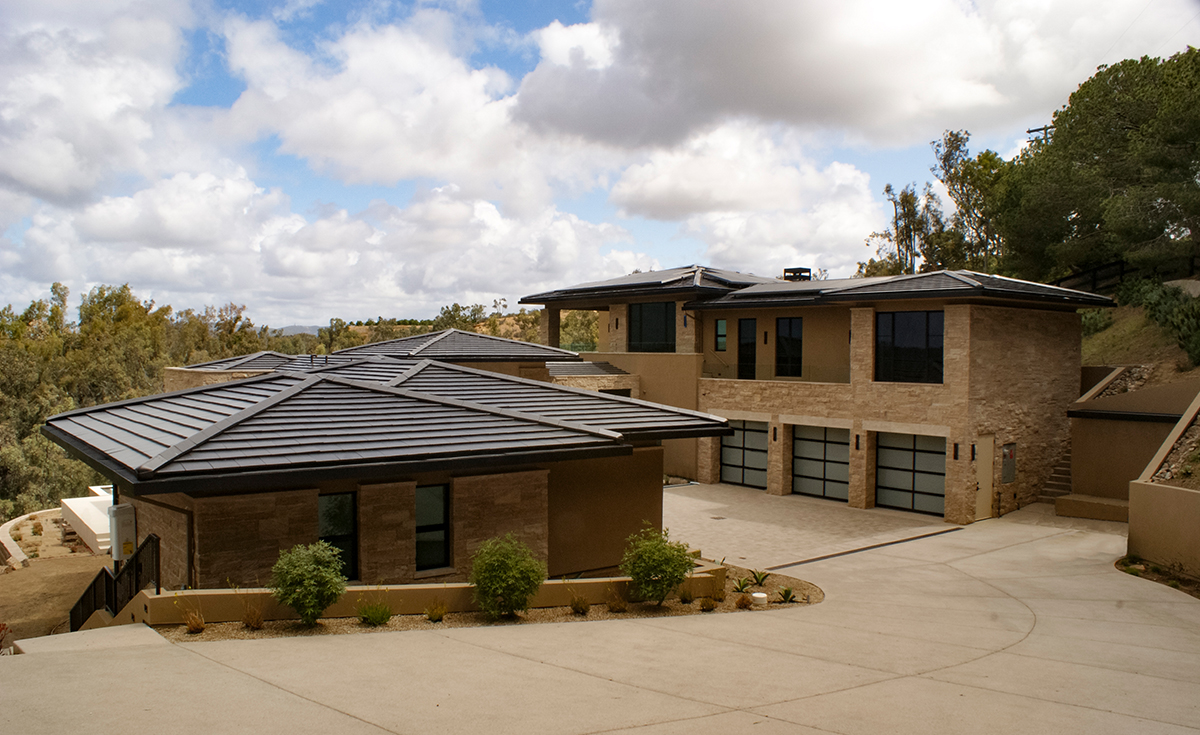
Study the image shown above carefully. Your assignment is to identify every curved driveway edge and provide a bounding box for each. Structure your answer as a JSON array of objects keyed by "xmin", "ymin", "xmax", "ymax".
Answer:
[{"xmin": 3, "ymin": 495, "xmax": 1198, "ymax": 734}]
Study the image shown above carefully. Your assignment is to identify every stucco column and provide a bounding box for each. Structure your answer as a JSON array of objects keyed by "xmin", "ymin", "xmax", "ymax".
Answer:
[
  {"xmin": 539, "ymin": 308, "xmax": 561, "ymax": 347},
  {"xmin": 766, "ymin": 420, "xmax": 792, "ymax": 496}
]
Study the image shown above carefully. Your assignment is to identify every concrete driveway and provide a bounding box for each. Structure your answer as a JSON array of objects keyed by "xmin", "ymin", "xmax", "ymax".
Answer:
[{"xmin": 5, "ymin": 487, "xmax": 1199, "ymax": 734}]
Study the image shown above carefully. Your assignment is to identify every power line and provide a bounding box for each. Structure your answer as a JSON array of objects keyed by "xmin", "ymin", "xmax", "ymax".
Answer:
[{"xmin": 1097, "ymin": 0, "xmax": 1157, "ymax": 66}]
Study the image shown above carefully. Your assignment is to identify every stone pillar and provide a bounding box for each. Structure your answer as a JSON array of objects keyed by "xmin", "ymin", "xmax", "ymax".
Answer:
[
  {"xmin": 539, "ymin": 308, "xmax": 561, "ymax": 347},
  {"xmin": 697, "ymin": 436, "xmax": 721, "ymax": 484},
  {"xmin": 357, "ymin": 481, "xmax": 416, "ymax": 584},
  {"xmin": 849, "ymin": 307, "xmax": 875, "ymax": 386},
  {"xmin": 608, "ymin": 304, "xmax": 628, "ymax": 352},
  {"xmin": 848, "ymin": 426, "xmax": 875, "ymax": 509},
  {"xmin": 766, "ymin": 420, "xmax": 793, "ymax": 496},
  {"xmin": 677, "ymin": 302, "xmax": 702, "ymax": 353}
]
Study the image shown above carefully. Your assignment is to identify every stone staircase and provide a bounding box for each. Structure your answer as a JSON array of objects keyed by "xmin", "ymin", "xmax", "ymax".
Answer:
[{"xmin": 1039, "ymin": 450, "xmax": 1073, "ymax": 503}]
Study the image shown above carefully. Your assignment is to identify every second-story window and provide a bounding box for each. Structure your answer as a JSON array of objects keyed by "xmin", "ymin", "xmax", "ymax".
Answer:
[
  {"xmin": 775, "ymin": 317, "xmax": 803, "ymax": 377},
  {"xmin": 714, "ymin": 319, "xmax": 727, "ymax": 351},
  {"xmin": 628, "ymin": 301, "xmax": 676, "ymax": 352},
  {"xmin": 875, "ymin": 311, "xmax": 944, "ymax": 383}
]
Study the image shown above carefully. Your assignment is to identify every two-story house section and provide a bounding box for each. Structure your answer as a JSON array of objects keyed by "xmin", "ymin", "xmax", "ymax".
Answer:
[{"xmin": 522, "ymin": 266, "xmax": 1112, "ymax": 525}]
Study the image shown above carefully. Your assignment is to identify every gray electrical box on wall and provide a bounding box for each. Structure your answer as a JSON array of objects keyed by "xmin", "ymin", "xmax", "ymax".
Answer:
[
  {"xmin": 108, "ymin": 503, "xmax": 136, "ymax": 561},
  {"xmin": 1001, "ymin": 443, "xmax": 1017, "ymax": 484}
]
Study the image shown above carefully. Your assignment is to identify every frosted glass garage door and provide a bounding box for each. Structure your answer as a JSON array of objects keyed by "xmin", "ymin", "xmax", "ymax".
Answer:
[
  {"xmin": 875, "ymin": 432, "xmax": 946, "ymax": 516},
  {"xmin": 721, "ymin": 420, "xmax": 769, "ymax": 489},
  {"xmin": 792, "ymin": 425, "xmax": 850, "ymax": 501}
]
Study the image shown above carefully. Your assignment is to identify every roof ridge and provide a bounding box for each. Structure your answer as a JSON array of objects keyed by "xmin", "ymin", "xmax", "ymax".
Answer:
[
  {"xmin": 943, "ymin": 270, "xmax": 983, "ymax": 287},
  {"xmin": 385, "ymin": 359, "xmax": 434, "ymax": 387},
  {"xmin": 438, "ymin": 328, "xmax": 581, "ymax": 355},
  {"xmin": 407, "ymin": 329, "xmax": 454, "ymax": 355},
  {"xmin": 321, "ymin": 374, "xmax": 623, "ymax": 442},
  {"xmin": 135, "ymin": 374, "xmax": 317, "ymax": 479},
  {"xmin": 46, "ymin": 371, "xmax": 290, "ymax": 421}
]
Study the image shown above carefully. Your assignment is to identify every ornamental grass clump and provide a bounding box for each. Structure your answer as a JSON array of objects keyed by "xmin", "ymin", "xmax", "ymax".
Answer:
[
  {"xmin": 469, "ymin": 534, "xmax": 547, "ymax": 620},
  {"xmin": 270, "ymin": 541, "xmax": 347, "ymax": 626},
  {"xmin": 620, "ymin": 526, "xmax": 694, "ymax": 606}
]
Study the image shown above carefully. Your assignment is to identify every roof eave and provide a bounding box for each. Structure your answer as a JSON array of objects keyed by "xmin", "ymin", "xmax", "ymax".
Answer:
[{"xmin": 118, "ymin": 443, "xmax": 636, "ymax": 496}]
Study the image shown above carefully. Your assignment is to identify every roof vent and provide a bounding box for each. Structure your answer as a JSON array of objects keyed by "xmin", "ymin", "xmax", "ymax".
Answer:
[{"xmin": 783, "ymin": 267, "xmax": 811, "ymax": 282}]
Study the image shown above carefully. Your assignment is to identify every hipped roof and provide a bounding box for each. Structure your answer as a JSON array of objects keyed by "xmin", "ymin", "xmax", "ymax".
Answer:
[
  {"xmin": 44, "ymin": 356, "xmax": 729, "ymax": 494},
  {"xmin": 332, "ymin": 328, "xmax": 581, "ymax": 361}
]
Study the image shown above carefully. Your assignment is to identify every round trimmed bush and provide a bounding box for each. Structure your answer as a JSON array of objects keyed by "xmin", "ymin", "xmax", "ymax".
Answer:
[
  {"xmin": 620, "ymin": 527, "xmax": 694, "ymax": 606},
  {"xmin": 270, "ymin": 541, "xmax": 347, "ymax": 626},
  {"xmin": 469, "ymin": 534, "xmax": 546, "ymax": 620}
]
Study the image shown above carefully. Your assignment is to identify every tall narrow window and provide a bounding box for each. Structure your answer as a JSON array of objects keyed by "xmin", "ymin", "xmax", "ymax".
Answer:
[
  {"xmin": 738, "ymin": 318, "xmax": 757, "ymax": 380},
  {"xmin": 775, "ymin": 317, "xmax": 803, "ymax": 377},
  {"xmin": 415, "ymin": 484, "xmax": 450, "ymax": 571},
  {"xmin": 875, "ymin": 311, "xmax": 944, "ymax": 383},
  {"xmin": 319, "ymin": 493, "xmax": 357, "ymax": 579},
  {"xmin": 628, "ymin": 302, "xmax": 676, "ymax": 352},
  {"xmin": 714, "ymin": 319, "xmax": 727, "ymax": 351}
]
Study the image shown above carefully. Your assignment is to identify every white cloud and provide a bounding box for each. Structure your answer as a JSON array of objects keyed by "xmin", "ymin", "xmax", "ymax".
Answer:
[
  {"xmin": 515, "ymin": 0, "xmax": 1199, "ymax": 148},
  {"xmin": 534, "ymin": 20, "xmax": 619, "ymax": 70},
  {"xmin": 0, "ymin": 1, "xmax": 192, "ymax": 204}
]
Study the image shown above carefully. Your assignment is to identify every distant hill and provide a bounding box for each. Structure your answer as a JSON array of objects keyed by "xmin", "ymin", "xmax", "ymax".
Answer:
[{"xmin": 277, "ymin": 325, "xmax": 322, "ymax": 336}]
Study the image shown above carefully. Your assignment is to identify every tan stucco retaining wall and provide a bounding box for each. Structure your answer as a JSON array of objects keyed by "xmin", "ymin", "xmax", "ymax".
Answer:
[
  {"xmin": 1073, "ymin": 419, "xmax": 1175, "ymax": 500},
  {"xmin": 92, "ymin": 560, "xmax": 727, "ymax": 629},
  {"xmin": 1129, "ymin": 481, "xmax": 1200, "ymax": 579}
]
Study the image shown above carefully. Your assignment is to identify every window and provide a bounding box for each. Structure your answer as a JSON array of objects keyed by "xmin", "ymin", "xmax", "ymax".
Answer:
[
  {"xmin": 737, "ymin": 318, "xmax": 756, "ymax": 380},
  {"xmin": 775, "ymin": 317, "xmax": 803, "ymax": 377},
  {"xmin": 875, "ymin": 311, "xmax": 944, "ymax": 383},
  {"xmin": 714, "ymin": 319, "xmax": 727, "ymax": 351},
  {"xmin": 319, "ymin": 493, "xmax": 357, "ymax": 579},
  {"xmin": 415, "ymin": 484, "xmax": 450, "ymax": 571},
  {"xmin": 628, "ymin": 302, "xmax": 676, "ymax": 352}
]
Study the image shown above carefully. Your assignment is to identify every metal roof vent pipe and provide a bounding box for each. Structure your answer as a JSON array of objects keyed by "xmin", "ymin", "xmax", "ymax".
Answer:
[{"xmin": 783, "ymin": 267, "xmax": 811, "ymax": 282}]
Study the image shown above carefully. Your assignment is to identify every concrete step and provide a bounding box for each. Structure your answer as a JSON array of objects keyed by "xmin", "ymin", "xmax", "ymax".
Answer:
[{"xmin": 1055, "ymin": 493, "xmax": 1128, "ymax": 523}]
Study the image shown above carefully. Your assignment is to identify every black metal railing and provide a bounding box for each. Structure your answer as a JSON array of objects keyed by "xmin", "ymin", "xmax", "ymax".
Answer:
[
  {"xmin": 1051, "ymin": 256, "xmax": 1200, "ymax": 295},
  {"xmin": 69, "ymin": 534, "xmax": 160, "ymax": 632}
]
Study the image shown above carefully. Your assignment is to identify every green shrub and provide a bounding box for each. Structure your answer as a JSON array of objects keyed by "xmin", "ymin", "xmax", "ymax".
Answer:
[
  {"xmin": 356, "ymin": 599, "xmax": 393, "ymax": 626},
  {"xmin": 751, "ymin": 569, "xmax": 771, "ymax": 586},
  {"xmin": 1115, "ymin": 278, "xmax": 1157, "ymax": 307},
  {"xmin": 620, "ymin": 527, "xmax": 694, "ymax": 606},
  {"xmin": 732, "ymin": 577, "xmax": 752, "ymax": 593},
  {"xmin": 1079, "ymin": 308, "xmax": 1113, "ymax": 337},
  {"xmin": 777, "ymin": 587, "xmax": 797, "ymax": 603},
  {"xmin": 270, "ymin": 541, "xmax": 347, "ymax": 626},
  {"xmin": 469, "ymin": 534, "xmax": 546, "ymax": 620}
]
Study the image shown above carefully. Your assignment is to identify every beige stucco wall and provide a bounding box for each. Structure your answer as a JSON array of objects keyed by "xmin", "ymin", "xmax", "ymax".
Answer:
[
  {"xmin": 1129, "ymin": 480, "xmax": 1200, "ymax": 579},
  {"xmin": 1072, "ymin": 419, "xmax": 1175, "ymax": 501},
  {"xmin": 545, "ymin": 446, "xmax": 663, "ymax": 576},
  {"xmin": 699, "ymin": 306, "xmax": 852, "ymax": 383}
]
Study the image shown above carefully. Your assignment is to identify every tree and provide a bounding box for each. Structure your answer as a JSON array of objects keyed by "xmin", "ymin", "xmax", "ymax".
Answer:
[
  {"xmin": 430, "ymin": 303, "xmax": 487, "ymax": 331},
  {"xmin": 620, "ymin": 527, "xmax": 693, "ymax": 606},
  {"xmin": 931, "ymin": 130, "xmax": 1008, "ymax": 270}
]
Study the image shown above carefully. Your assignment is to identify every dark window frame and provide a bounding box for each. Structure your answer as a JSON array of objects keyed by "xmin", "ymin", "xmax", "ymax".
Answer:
[
  {"xmin": 775, "ymin": 317, "xmax": 803, "ymax": 378},
  {"xmin": 874, "ymin": 310, "xmax": 944, "ymax": 384},
  {"xmin": 737, "ymin": 318, "xmax": 756, "ymax": 380},
  {"xmin": 415, "ymin": 484, "xmax": 451, "ymax": 571},
  {"xmin": 714, "ymin": 319, "xmax": 727, "ymax": 351},
  {"xmin": 628, "ymin": 301, "xmax": 676, "ymax": 353},
  {"xmin": 318, "ymin": 492, "xmax": 358, "ymax": 580}
]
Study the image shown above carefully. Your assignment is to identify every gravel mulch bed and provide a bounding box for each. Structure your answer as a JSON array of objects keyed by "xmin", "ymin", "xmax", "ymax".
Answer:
[{"xmin": 155, "ymin": 564, "xmax": 824, "ymax": 643}]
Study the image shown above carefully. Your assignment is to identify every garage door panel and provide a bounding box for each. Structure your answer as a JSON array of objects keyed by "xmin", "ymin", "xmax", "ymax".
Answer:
[
  {"xmin": 874, "ymin": 431, "xmax": 945, "ymax": 517},
  {"xmin": 913, "ymin": 472, "xmax": 945, "ymax": 494},
  {"xmin": 914, "ymin": 493, "xmax": 945, "ymax": 515},
  {"xmin": 721, "ymin": 420, "xmax": 768, "ymax": 489},
  {"xmin": 825, "ymin": 481, "xmax": 849, "ymax": 500},
  {"xmin": 915, "ymin": 452, "xmax": 946, "ymax": 473},
  {"xmin": 791, "ymin": 424, "xmax": 849, "ymax": 502}
]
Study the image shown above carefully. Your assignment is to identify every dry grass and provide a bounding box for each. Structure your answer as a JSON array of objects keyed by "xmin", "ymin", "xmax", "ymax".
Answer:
[{"xmin": 1082, "ymin": 306, "xmax": 1200, "ymax": 387}]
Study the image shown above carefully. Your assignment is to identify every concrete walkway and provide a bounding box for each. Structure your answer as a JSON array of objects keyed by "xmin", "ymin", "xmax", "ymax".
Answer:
[{"xmin": 4, "ymin": 489, "xmax": 1199, "ymax": 734}]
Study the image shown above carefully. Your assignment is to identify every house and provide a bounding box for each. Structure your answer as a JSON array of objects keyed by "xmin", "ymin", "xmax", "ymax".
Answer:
[
  {"xmin": 521, "ymin": 265, "xmax": 1112, "ymax": 524},
  {"xmin": 43, "ymin": 353, "xmax": 730, "ymax": 590}
]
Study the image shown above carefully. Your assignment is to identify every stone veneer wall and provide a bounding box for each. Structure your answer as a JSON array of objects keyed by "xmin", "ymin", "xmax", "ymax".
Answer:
[
  {"xmin": 968, "ymin": 305, "xmax": 1081, "ymax": 513},
  {"xmin": 192, "ymin": 488, "xmax": 319, "ymax": 588},
  {"xmin": 124, "ymin": 491, "xmax": 193, "ymax": 589},
  {"xmin": 162, "ymin": 368, "xmax": 273, "ymax": 393},
  {"xmin": 450, "ymin": 470, "xmax": 549, "ymax": 581},
  {"xmin": 357, "ymin": 480, "xmax": 417, "ymax": 583},
  {"xmin": 550, "ymin": 373, "xmax": 641, "ymax": 398},
  {"xmin": 697, "ymin": 303, "xmax": 1079, "ymax": 525}
]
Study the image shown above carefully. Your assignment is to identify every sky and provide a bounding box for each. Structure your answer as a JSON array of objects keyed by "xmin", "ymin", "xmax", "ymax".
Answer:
[{"xmin": 1, "ymin": 0, "xmax": 1198, "ymax": 326}]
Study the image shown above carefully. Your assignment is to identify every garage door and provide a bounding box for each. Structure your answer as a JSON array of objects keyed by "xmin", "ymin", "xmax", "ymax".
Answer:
[
  {"xmin": 721, "ymin": 420, "xmax": 768, "ymax": 489},
  {"xmin": 792, "ymin": 425, "xmax": 850, "ymax": 501},
  {"xmin": 875, "ymin": 432, "xmax": 946, "ymax": 515}
]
